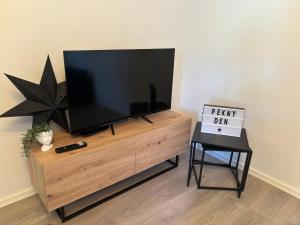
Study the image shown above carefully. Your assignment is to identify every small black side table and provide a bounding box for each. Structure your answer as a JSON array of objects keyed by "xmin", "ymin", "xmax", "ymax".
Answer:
[{"xmin": 187, "ymin": 122, "xmax": 253, "ymax": 197}]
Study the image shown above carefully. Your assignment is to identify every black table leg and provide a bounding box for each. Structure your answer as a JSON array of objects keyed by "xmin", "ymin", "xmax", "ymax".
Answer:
[
  {"xmin": 186, "ymin": 142, "xmax": 252, "ymax": 198},
  {"xmin": 197, "ymin": 147, "xmax": 206, "ymax": 189},
  {"xmin": 239, "ymin": 151, "xmax": 252, "ymax": 197},
  {"xmin": 235, "ymin": 152, "xmax": 241, "ymax": 197},
  {"xmin": 229, "ymin": 151, "xmax": 233, "ymax": 166},
  {"xmin": 187, "ymin": 142, "xmax": 195, "ymax": 186},
  {"xmin": 235, "ymin": 152, "xmax": 241, "ymax": 169}
]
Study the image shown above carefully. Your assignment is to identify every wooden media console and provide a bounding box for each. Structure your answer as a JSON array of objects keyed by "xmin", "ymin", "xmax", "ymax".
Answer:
[{"xmin": 29, "ymin": 111, "xmax": 192, "ymax": 221}]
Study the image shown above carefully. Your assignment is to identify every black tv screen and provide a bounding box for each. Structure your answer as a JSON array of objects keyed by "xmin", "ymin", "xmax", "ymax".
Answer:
[{"xmin": 64, "ymin": 48, "xmax": 175, "ymax": 134}]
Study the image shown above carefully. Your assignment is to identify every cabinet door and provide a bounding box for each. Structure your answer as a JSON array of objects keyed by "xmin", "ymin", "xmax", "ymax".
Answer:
[
  {"xmin": 81, "ymin": 139, "xmax": 135, "ymax": 192},
  {"xmin": 44, "ymin": 156, "xmax": 92, "ymax": 211},
  {"xmin": 43, "ymin": 138, "xmax": 135, "ymax": 211},
  {"xmin": 135, "ymin": 120, "xmax": 191, "ymax": 173}
]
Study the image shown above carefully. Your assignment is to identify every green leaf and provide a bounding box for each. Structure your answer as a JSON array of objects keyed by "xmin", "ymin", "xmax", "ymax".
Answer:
[{"xmin": 20, "ymin": 122, "xmax": 51, "ymax": 157}]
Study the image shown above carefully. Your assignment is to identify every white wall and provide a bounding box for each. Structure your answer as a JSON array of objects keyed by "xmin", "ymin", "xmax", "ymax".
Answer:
[
  {"xmin": 1, "ymin": 0, "xmax": 300, "ymax": 206},
  {"xmin": 180, "ymin": 0, "xmax": 300, "ymax": 195},
  {"xmin": 0, "ymin": 0, "xmax": 187, "ymax": 204}
]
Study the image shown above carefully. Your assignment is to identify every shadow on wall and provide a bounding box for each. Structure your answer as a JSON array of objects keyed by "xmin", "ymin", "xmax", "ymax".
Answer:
[
  {"xmin": 180, "ymin": 98, "xmax": 245, "ymax": 123},
  {"xmin": 179, "ymin": 98, "xmax": 246, "ymax": 142},
  {"xmin": 208, "ymin": 97, "xmax": 246, "ymax": 112},
  {"xmin": 0, "ymin": 117, "xmax": 32, "ymax": 132},
  {"xmin": 0, "ymin": 78, "xmax": 32, "ymax": 132},
  {"xmin": 172, "ymin": 49, "xmax": 185, "ymax": 110}
]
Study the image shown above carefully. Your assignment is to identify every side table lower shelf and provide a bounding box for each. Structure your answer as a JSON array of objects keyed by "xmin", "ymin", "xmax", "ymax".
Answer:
[{"xmin": 56, "ymin": 155, "xmax": 179, "ymax": 222}]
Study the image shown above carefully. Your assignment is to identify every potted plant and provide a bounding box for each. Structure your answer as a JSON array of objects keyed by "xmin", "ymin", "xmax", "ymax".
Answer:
[{"xmin": 21, "ymin": 123, "xmax": 53, "ymax": 157}]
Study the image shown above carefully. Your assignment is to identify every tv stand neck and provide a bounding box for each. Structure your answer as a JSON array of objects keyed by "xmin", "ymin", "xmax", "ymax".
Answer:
[
  {"xmin": 110, "ymin": 124, "xmax": 115, "ymax": 135},
  {"xmin": 141, "ymin": 116, "xmax": 153, "ymax": 124},
  {"xmin": 110, "ymin": 116, "xmax": 153, "ymax": 135}
]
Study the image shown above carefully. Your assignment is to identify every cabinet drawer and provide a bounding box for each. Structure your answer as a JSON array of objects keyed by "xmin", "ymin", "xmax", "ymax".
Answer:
[
  {"xmin": 44, "ymin": 157, "xmax": 91, "ymax": 211},
  {"xmin": 81, "ymin": 139, "xmax": 135, "ymax": 192},
  {"xmin": 135, "ymin": 120, "xmax": 191, "ymax": 173},
  {"xmin": 43, "ymin": 139, "xmax": 135, "ymax": 210}
]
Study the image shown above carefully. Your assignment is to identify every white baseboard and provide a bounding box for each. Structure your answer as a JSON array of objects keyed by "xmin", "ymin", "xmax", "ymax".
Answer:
[
  {"xmin": 0, "ymin": 188, "xmax": 36, "ymax": 208},
  {"xmin": 249, "ymin": 168, "xmax": 300, "ymax": 199},
  {"xmin": 206, "ymin": 150, "xmax": 300, "ymax": 199}
]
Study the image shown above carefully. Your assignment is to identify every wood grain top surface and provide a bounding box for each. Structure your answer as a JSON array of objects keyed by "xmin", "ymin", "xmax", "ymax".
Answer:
[{"xmin": 31, "ymin": 111, "xmax": 190, "ymax": 165}]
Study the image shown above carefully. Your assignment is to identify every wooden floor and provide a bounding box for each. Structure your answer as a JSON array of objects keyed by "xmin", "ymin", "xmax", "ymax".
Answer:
[{"xmin": 1, "ymin": 151, "xmax": 300, "ymax": 225}]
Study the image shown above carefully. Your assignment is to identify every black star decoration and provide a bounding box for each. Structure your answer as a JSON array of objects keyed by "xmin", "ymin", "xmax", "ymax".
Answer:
[{"xmin": 0, "ymin": 56, "xmax": 69, "ymax": 130}]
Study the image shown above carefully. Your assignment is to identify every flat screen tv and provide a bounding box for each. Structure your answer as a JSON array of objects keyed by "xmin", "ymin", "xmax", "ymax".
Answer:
[{"xmin": 64, "ymin": 48, "xmax": 175, "ymax": 135}]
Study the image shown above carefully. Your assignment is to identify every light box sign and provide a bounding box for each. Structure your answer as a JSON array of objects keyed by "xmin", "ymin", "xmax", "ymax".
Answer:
[{"xmin": 201, "ymin": 104, "xmax": 245, "ymax": 137}]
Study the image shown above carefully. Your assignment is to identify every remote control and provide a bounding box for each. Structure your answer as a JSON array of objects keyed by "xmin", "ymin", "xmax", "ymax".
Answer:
[{"xmin": 55, "ymin": 141, "xmax": 87, "ymax": 153}]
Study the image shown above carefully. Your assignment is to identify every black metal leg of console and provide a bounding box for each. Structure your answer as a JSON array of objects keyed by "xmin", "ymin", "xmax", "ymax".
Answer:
[
  {"xmin": 55, "ymin": 155, "xmax": 179, "ymax": 222},
  {"xmin": 56, "ymin": 207, "xmax": 66, "ymax": 223}
]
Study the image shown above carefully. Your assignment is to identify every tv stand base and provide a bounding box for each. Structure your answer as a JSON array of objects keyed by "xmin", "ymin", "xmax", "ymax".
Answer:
[
  {"xmin": 141, "ymin": 115, "xmax": 153, "ymax": 124},
  {"xmin": 110, "ymin": 124, "xmax": 115, "ymax": 135},
  {"xmin": 56, "ymin": 155, "xmax": 179, "ymax": 223},
  {"xmin": 77, "ymin": 116, "xmax": 152, "ymax": 136},
  {"xmin": 79, "ymin": 125, "xmax": 110, "ymax": 136}
]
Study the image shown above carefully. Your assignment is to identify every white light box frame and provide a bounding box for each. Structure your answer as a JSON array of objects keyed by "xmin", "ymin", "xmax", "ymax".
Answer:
[{"xmin": 201, "ymin": 104, "xmax": 245, "ymax": 137}]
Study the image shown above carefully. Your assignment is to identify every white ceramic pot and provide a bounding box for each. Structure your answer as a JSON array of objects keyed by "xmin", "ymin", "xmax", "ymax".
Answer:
[{"xmin": 36, "ymin": 130, "xmax": 53, "ymax": 152}]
